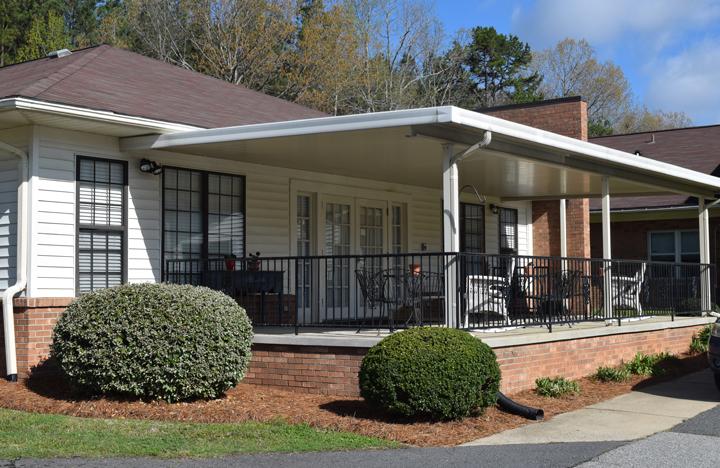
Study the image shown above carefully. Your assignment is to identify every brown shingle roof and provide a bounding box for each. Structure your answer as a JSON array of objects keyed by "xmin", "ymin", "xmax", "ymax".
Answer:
[
  {"xmin": 590, "ymin": 125, "xmax": 720, "ymax": 210},
  {"xmin": 0, "ymin": 45, "xmax": 325, "ymax": 128}
]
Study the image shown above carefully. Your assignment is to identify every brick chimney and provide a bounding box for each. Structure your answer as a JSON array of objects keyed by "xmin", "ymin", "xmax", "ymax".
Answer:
[{"xmin": 482, "ymin": 97, "xmax": 590, "ymax": 258}]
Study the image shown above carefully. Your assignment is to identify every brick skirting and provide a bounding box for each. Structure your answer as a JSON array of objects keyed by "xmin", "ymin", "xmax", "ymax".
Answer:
[
  {"xmin": 0, "ymin": 297, "xmax": 708, "ymax": 397},
  {"xmin": 247, "ymin": 323, "xmax": 708, "ymax": 396},
  {"xmin": 0, "ymin": 297, "xmax": 73, "ymax": 377}
]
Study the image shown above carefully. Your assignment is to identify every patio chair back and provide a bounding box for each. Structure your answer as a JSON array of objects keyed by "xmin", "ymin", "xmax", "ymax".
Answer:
[{"xmin": 355, "ymin": 269, "xmax": 387, "ymax": 308}]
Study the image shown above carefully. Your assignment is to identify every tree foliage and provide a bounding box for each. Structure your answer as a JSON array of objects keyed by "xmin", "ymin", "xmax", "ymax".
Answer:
[
  {"xmin": 0, "ymin": 1, "xmax": 692, "ymax": 130},
  {"xmin": 533, "ymin": 38, "xmax": 692, "ymax": 136}
]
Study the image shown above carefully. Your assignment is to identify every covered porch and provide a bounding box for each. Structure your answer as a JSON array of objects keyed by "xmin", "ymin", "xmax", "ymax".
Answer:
[{"xmin": 121, "ymin": 106, "xmax": 720, "ymax": 332}]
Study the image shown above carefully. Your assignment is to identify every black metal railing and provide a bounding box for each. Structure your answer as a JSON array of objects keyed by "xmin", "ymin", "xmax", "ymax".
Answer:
[{"xmin": 163, "ymin": 253, "xmax": 716, "ymax": 332}]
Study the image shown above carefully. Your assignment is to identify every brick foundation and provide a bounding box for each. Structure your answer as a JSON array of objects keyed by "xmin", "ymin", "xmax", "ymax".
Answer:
[
  {"xmin": 248, "ymin": 323, "xmax": 707, "ymax": 396},
  {"xmin": 0, "ymin": 297, "xmax": 72, "ymax": 377}
]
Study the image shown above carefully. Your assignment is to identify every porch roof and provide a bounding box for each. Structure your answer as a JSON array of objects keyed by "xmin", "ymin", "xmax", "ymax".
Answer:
[{"xmin": 120, "ymin": 106, "xmax": 720, "ymax": 200}]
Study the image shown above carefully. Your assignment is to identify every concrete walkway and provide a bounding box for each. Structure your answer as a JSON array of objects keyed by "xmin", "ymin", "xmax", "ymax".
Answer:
[{"xmin": 464, "ymin": 369, "xmax": 720, "ymax": 445}]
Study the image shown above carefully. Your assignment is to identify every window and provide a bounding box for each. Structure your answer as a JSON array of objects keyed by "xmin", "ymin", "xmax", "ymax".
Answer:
[
  {"xmin": 649, "ymin": 231, "xmax": 699, "ymax": 263},
  {"xmin": 460, "ymin": 203, "xmax": 485, "ymax": 254},
  {"xmin": 498, "ymin": 207, "xmax": 518, "ymax": 254},
  {"xmin": 162, "ymin": 168, "xmax": 245, "ymax": 278},
  {"xmin": 76, "ymin": 157, "xmax": 127, "ymax": 293}
]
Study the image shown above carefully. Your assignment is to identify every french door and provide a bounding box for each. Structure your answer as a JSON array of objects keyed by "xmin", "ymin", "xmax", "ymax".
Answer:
[{"xmin": 316, "ymin": 196, "xmax": 391, "ymax": 320}]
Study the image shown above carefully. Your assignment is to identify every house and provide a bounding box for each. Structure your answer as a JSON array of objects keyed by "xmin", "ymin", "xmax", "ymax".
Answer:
[
  {"xmin": 590, "ymin": 126, "xmax": 720, "ymax": 297},
  {"xmin": 0, "ymin": 46, "xmax": 716, "ymax": 395}
]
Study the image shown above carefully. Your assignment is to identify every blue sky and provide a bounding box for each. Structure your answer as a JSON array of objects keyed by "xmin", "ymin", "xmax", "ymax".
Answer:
[{"xmin": 436, "ymin": 0, "xmax": 720, "ymax": 125}]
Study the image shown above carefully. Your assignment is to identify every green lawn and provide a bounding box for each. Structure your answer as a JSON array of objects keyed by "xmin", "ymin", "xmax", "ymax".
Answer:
[{"xmin": 0, "ymin": 409, "xmax": 398, "ymax": 459}]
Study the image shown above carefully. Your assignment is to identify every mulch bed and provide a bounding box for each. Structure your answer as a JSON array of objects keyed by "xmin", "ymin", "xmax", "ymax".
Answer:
[{"xmin": 0, "ymin": 353, "xmax": 708, "ymax": 447}]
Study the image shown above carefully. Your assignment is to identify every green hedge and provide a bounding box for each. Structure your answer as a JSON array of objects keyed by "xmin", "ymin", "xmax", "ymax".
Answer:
[
  {"xmin": 359, "ymin": 327, "xmax": 500, "ymax": 420},
  {"xmin": 52, "ymin": 283, "xmax": 253, "ymax": 402}
]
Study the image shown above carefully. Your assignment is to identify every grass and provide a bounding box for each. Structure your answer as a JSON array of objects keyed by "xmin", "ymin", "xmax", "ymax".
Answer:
[
  {"xmin": 534, "ymin": 376, "xmax": 581, "ymax": 397},
  {"xmin": 0, "ymin": 408, "xmax": 398, "ymax": 459}
]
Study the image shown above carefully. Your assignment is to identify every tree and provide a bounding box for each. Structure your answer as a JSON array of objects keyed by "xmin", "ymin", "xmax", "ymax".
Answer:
[
  {"xmin": 16, "ymin": 11, "xmax": 70, "ymax": 62},
  {"xmin": 0, "ymin": 0, "xmax": 64, "ymax": 65},
  {"xmin": 616, "ymin": 107, "xmax": 693, "ymax": 134},
  {"xmin": 532, "ymin": 38, "xmax": 631, "ymax": 133},
  {"xmin": 533, "ymin": 38, "xmax": 692, "ymax": 136},
  {"xmin": 64, "ymin": 0, "xmax": 99, "ymax": 47},
  {"xmin": 463, "ymin": 26, "xmax": 542, "ymax": 108}
]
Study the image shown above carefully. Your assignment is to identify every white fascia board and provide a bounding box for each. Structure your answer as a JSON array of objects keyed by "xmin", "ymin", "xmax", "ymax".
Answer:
[
  {"xmin": 451, "ymin": 107, "xmax": 720, "ymax": 196},
  {"xmin": 120, "ymin": 106, "xmax": 455, "ymax": 150},
  {"xmin": 0, "ymin": 97, "xmax": 201, "ymax": 133}
]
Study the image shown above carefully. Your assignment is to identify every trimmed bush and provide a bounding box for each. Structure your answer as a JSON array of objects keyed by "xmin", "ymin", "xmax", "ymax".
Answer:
[
  {"xmin": 52, "ymin": 283, "xmax": 253, "ymax": 402},
  {"xmin": 359, "ymin": 327, "xmax": 500, "ymax": 420},
  {"xmin": 534, "ymin": 376, "xmax": 580, "ymax": 397},
  {"xmin": 690, "ymin": 325, "xmax": 712, "ymax": 354},
  {"xmin": 594, "ymin": 366, "xmax": 630, "ymax": 383}
]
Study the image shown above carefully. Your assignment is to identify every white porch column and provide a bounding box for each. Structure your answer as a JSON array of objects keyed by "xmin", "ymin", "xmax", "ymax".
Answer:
[
  {"xmin": 442, "ymin": 143, "xmax": 459, "ymax": 328},
  {"xmin": 699, "ymin": 198, "xmax": 712, "ymax": 312},
  {"xmin": 601, "ymin": 176, "xmax": 613, "ymax": 317}
]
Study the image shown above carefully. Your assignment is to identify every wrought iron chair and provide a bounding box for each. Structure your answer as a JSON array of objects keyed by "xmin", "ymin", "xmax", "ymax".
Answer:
[
  {"xmin": 464, "ymin": 256, "xmax": 516, "ymax": 327},
  {"xmin": 611, "ymin": 262, "xmax": 646, "ymax": 313},
  {"xmin": 355, "ymin": 268, "xmax": 391, "ymax": 331}
]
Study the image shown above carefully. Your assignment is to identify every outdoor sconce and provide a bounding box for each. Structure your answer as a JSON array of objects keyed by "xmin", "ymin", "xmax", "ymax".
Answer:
[
  {"xmin": 139, "ymin": 159, "xmax": 163, "ymax": 175},
  {"xmin": 489, "ymin": 204, "xmax": 499, "ymax": 215}
]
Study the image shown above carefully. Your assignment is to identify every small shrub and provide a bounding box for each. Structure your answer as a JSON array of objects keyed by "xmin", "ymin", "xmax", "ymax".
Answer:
[
  {"xmin": 52, "ymin": 283, "xmax": 253, "ymax": 402},
  {"xmin": 359, "ymin": 327, "xmax": 501, "ymax": 420},
  {"xmin": 624, "ymin": 352, "xmax": 674, "ymax": 377},
  {"xmin": 534, "ymin": 376, "xmax": 581, "ymax": 397},
  {"xmin": 690, "ymin": 325, "xmax": 712, "ymax": 354},
  {"xmin": 594, "ymin": 366, "xmax": 631, "ymax": 383}
]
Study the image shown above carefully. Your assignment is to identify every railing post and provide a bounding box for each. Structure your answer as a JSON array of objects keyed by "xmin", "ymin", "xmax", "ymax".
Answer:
[{"xmin": 601, "ymin": 176, "xmax": 614, "ymax": 319}]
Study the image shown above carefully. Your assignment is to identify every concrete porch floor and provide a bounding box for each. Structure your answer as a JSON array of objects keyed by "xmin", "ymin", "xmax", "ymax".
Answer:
[{"xmin": 252, "ymin": 315, "xmax": 716, "ymax": 348}]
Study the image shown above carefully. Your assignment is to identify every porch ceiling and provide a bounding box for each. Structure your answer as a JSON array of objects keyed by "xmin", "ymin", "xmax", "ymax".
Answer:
[{"xmin": 120, "ymin": 107, "xmax": 720, "ymax": 200}]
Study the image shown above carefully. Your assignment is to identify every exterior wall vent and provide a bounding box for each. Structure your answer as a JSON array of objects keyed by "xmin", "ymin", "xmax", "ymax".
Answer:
[{"xmin": 47, "ymin": 49, "xmax": 72, "ymax": 59}]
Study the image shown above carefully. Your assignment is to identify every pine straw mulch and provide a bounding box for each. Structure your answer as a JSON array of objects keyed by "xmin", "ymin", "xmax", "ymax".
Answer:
[{"xmin": 0, "ymin": 353, "xmax": 708, "ymax": 447}]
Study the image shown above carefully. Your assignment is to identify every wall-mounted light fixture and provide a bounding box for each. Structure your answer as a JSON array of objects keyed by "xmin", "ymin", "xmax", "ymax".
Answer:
[
  {"xmin": 489, "ymin": 204, "xmax": 499, "ymax": 215},
  {"xmin": 139, "ymin": 159, "xmax": 162, "ymax": 175}
]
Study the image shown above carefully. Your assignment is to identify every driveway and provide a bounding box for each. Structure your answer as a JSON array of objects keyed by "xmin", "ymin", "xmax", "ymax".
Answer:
[{"xmin": 3, "ymin": 370, "xmax": 719, "ymax": 468}]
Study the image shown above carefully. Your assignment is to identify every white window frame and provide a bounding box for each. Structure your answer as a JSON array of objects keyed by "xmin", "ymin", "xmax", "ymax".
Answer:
[{"xmin": 647, "ymin": 229, "xmax": 700, "ymax": 263}]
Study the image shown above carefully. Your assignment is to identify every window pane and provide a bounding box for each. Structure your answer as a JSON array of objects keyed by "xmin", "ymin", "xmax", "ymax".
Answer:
[
  {"xmin": 76, "ymin": 157, "xmax": 126, "ymax": 293},
  {"xmin": 650, "ymin": 232, "xmax": 675, "ymax": 255},
  {"xmin": 680, "ymin": 231, "xmax": 699, "ymax": 254}
]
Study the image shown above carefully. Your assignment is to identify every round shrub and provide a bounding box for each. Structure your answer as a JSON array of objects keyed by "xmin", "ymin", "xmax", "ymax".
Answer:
[
  {"xmin": 359, "ymin": 327, "xmax": 500, "ymax": 420},
  {"xmin": 52, "ymin": 283, "xmax": 253, "ymax": 402}
]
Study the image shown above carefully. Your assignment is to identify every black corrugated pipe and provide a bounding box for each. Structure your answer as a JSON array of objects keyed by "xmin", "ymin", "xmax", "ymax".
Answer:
[{"xmin": 497, "ymin": 392, "xmax": 544, "ymax": 421}]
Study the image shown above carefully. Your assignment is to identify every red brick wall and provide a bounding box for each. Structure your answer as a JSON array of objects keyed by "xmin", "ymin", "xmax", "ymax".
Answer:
[
  {"xmin": 0, "ymin": 298, "xmax": 72, "ymax": 377},
  {"xmin": 245, "ymin": 344, "xmax": 365, "ymax": 396},
  {"xmin": 495, "ymin": 324, "xmax": 702, "ymax": 394},
  {"xmin": 590, "ymin": 217, "xmax": 720, "ymax": 262},
  {"xmin": 484, "ymin": 98, "xmax": 590, "ymax": 257},
  {"xmin": 246, "ymin": 323, "xmax": 705, "ymax": 396}
]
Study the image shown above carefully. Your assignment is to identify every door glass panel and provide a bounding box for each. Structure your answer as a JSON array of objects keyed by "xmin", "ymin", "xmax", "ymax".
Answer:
[
  {"xmin": 325, "ymin": 202, "xmax": 351, "ymax": 308},
  {"xmin": 297, "ymin": 195, "xmax": 312, "ymax": 308}
]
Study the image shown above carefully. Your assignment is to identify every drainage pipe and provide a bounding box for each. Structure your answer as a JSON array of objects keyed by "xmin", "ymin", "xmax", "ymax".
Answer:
[
  {"xmin": 0, "ymin": 141, "xmax": 29, "ymax": 382},
  {"xmin": 497, "ymin": 391, "xmax": 544, "ymax": 421}
]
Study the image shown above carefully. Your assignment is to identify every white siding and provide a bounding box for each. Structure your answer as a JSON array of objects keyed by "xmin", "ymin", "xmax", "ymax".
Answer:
[
  {"xmin": 0, "ymin": 128, "xmax": 30, "ymax": 292},
  {"xmin": 27, "ymin": 126, "xmax": 533, "ymax": 296},
  {"xmin": 0, "ymin": 155, "xmax": 18, "ymax": 290}
]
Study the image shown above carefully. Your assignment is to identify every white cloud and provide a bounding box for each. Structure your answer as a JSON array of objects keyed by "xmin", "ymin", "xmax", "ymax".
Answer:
[
  {"xmin": 645, "ymin": 39, "xmax": 720, "ymax": 123},
  {"xmin": 511, "ymin": 0, "xmax": 720, "ymax": 48}
]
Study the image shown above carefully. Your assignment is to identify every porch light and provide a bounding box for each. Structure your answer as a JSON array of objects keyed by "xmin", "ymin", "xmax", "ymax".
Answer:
[
  {"xmin": 139, "ymin": 159, "xmax": 162, "ymax": 175},
  {"xmin": 489, "ymin": 204, "xmax": 499, "ymax": 215}
]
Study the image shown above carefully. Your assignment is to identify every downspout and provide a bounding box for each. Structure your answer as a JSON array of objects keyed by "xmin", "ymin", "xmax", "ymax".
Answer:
[
  {"xmin": 0, "ymin": 141, "xmax": 28, "ymax": 382},
  {"xmin": 449, "ymin": 131, "xmax": 493, "ymax": 166}
]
